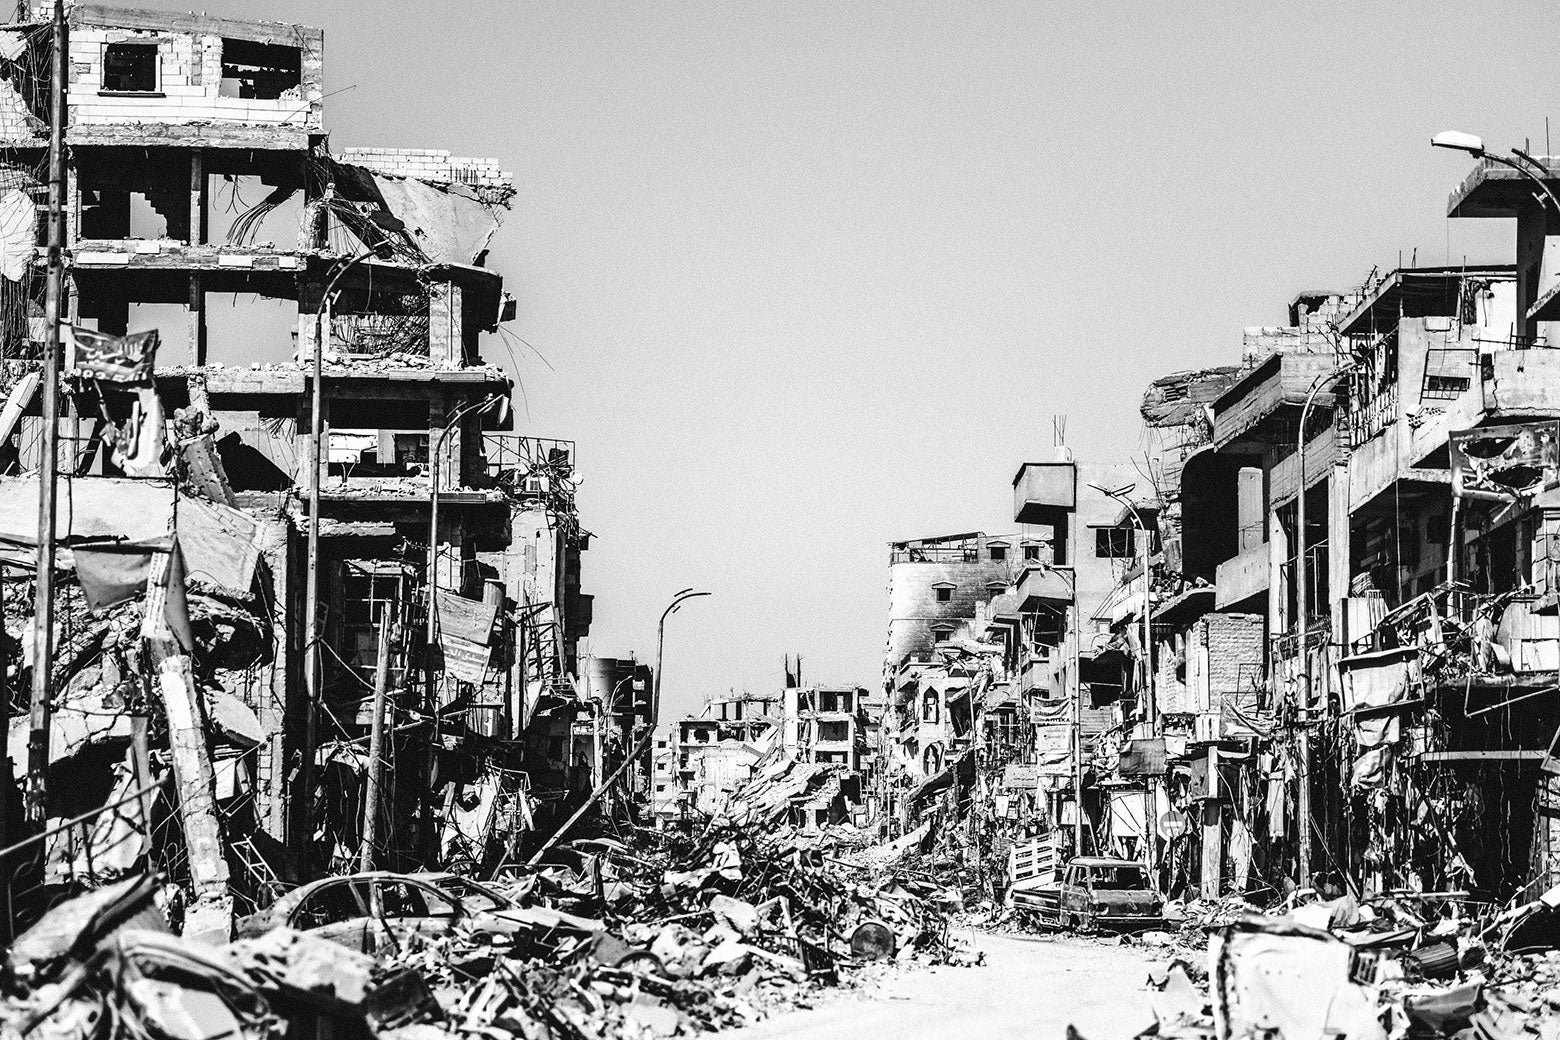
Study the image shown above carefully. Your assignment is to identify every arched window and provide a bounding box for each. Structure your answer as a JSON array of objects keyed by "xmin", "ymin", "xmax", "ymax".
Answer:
[{"xmin": 922, "ymin": 690, "xmax": 940, "ymax": 724}]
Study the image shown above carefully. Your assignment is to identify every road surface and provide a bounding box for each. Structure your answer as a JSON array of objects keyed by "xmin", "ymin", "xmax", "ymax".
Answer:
[{"xmin": 722, "ymin": 930, "xmax": 1159, "ymax": 1040}]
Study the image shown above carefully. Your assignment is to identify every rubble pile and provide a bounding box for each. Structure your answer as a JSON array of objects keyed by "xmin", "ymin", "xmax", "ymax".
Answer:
[
  {"xmin": 1138, "ymin": 886, "xmax": 1560, "ymax": 1040},
  {"xmin": 0, "ymin": 821, "xmax": 976, "ymax": 1040}
]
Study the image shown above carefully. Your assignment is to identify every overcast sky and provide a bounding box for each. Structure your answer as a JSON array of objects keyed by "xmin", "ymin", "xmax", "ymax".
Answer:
[{"xmin": 149, "ymin": 0, "xmax": 1548, "ymax": 721}]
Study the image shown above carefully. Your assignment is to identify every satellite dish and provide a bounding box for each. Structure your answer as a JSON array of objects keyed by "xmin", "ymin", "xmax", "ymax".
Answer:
[{"xmin": 0, "ymin": 189, "xmax": 33, "ymax": 282}]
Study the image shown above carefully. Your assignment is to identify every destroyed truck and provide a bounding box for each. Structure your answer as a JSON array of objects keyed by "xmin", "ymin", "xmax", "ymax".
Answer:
[{"xmin": 1010, "ymin": 855, "xmax": 1165, "ymax": 932}]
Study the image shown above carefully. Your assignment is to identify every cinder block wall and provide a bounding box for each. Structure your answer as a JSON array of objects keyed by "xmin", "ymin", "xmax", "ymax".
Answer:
[{"xmin": 340, "ymin": 147, "xmax": 514, "ymax": 189}]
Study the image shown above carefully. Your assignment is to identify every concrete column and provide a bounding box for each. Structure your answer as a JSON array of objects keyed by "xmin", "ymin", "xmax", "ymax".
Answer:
[
  {"xmin": 1237, "ymin": 467, "xmax": 1263, "ymax": 552},
  {"xmin": 429, "ymin": 392, "xmax": 460, "ymax": 490},
  {"xmin": 1267, "ymin": 507, "xmax": 1288, "ymax": 673},
  {"xmin": 1328, "ymin": 464, "xmax": 1352, "ymax": 651},
  {"xmin": 141, "ymin": 550, "xmax": 231, "ymax": 942},
  {"xmin": 428, "ymin": 282, "xmax": 463, "ymax": 366}
]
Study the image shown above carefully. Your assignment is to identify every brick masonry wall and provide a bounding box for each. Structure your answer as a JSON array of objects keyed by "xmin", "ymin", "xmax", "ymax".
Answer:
[
  {"xmin": 1194, "ymin": 612, "xmax": 1264, "ymax": 710},
  {"xmin": 340, "ymin": 147, "xmax": 515, "ymax": 188},
  {"xmin": 66, "ymin": 25, "xmax": 322, "ymax": 130}
]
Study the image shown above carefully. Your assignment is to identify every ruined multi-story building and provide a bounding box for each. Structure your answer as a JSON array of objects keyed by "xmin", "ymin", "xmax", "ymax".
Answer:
[
  {"xmin": 0, "ymin": 4, "xmax": 592, "ymax": 919},
  {"xmin": 655, "ymin": 692, "xmax": 781, "ymax": 825}
]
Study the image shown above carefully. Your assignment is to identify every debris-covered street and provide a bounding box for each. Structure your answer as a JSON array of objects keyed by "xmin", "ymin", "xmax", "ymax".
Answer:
[
  {"xmin": 723, "ymin": 934, "xmax": 1155, "ymax": 1040},
  {"xmin": 3, "ymin": 2, "xmax": 1560, "ymax": 1040}
]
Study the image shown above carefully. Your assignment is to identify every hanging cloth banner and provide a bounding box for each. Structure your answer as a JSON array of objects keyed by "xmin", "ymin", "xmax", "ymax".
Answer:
[
  {"xmin": 434, "ymin": 590, "xmax": 498, "ymax": 684},
  {"xmin": 435, "ymin": 590, "xmax": 498, "ymax": 645},
  {"xmin": 67, "ymin": 326, "xmax": 158, "ymax": 384}
]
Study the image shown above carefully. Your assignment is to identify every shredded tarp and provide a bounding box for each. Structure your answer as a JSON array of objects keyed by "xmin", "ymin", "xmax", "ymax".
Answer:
[
  {"xmin": 176, "ymin": 496, "xmax": 260, "ymax": 595},
  {"xmin": 332, "ymin": 161, "xmax": 504, "ymax": 266}
]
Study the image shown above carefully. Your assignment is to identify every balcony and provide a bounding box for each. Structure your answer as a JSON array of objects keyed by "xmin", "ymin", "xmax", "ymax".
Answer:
[
  {"xmin": 1215, "ymin": 540, "xmax": 1270, "ymax": 610},
  {"xmin": 1019, "ymin": 656, "xmax": 1056, "ymax": 697},
  {"xmin": 984, "ymin": 592, "xmax": 1022, "ymax": 639},
  {"xmin": 1013, "ymin": 461, "xmax": 1075, "ymax": 526},
  {"xmin": 1211, "ymin": 351, "xmax": 1342, "ymax": 454},
  {"xmin": 1016, "ymin": 563, "xmax": 1072, "ymax": 612}
]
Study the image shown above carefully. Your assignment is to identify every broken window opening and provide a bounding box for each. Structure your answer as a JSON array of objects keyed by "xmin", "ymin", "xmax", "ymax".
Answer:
[
  {"xmin": 101, "ymin": 43, "xmax": 160, "ymax": 95},
  {"xmin": 205, "ymin": 293, "xmax": 299, "ymax": 368},
  {"xmin": 341, "ymin": 562, "xmax": 403, "ymax": 686},
  {"xmin": 211, "ymin": 173, "xmax": 304, "ymax": 248},
  {"xmin": 1096, "ymin": 527, "xmax": 1136, "ymax": 559},
  {"xmin": 219, "ymin": 38, "xmax": 302, "ymax": 100}
]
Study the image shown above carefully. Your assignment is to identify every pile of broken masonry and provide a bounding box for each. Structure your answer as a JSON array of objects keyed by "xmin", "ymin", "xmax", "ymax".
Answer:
[
  {"xmin": 0, "ymin": 823, "xmax": 977, "ymax": 1040},
  {"xmin": 1141, "ymin": 884, "xmax": 1560, "ymax": 1040}
]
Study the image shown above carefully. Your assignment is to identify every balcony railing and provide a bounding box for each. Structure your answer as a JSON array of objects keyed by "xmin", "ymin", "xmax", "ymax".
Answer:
[
  {"xmin": 483, "ymin": 434, "xmax": 576, "ymax": 481},
  {"xmin": 1421, "ymin": 347, "xmax": 1478, "ymax": 401}
]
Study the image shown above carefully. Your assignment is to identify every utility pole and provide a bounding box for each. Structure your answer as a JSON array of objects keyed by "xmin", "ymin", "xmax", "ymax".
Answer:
[
  {"xmin": 359, "ymin": 611, "xmax": 392, "ymax": 871},
  {"xmin": 25, "ymin": 0, "xmax": 67, "ymax": 825}
]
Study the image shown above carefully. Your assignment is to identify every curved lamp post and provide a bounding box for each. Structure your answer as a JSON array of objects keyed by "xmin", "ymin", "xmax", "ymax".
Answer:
[
  {"xmin": 1433, "ymin": 131, "xmax": 1560, "ymax": 215},
  {"xmin": 652, "ymin": 589, "xmax": 711, "ymax": 727},
  {"xmin": 1293, "ymin": 361, "xmax": 1354, "ymax": 886}
]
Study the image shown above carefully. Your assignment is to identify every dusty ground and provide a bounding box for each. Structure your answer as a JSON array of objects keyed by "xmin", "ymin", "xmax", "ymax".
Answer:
[{"xmin": 721, "ymin": 930, "xmax": 1159, "ymax": 1040}]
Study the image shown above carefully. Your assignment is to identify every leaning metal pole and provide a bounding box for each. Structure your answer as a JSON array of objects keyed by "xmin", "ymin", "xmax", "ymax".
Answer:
[{"xmin": 25, "ymin": 0, "xmax": 67, "ymax": 825}]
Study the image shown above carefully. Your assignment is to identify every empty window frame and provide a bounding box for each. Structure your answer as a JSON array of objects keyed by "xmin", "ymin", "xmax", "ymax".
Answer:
[
  {"xmin": 341, "ymin": 562, "xmax": 402, "ymax": 683},
  {"xmin": 1095, "ymin": 527, "xmax": 1136, "ymax": 559},
  {"xmin": 219, "ymin": 38, "xmax": 302, "ymax": 99},
  {"xmin": 1023, "ymin": 543, "xmax": 1042, "ymax": 561},
  {"xmin": 933, "ymin": 582, "xmax": 954, "ymax": 602},
  {"xmin": 102, "ymin": 42, "xmax": 160, "ymax": 94},
  {"xmin": 988, "ymin": 543, "xmax": 1008, "ymax": 561}
]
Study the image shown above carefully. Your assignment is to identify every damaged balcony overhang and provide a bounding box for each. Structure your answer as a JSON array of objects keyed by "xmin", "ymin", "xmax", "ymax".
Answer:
[
  {"xmin": 1015, "ymin": 562, "xmax": 1072, "ymax": 613},
  {"xmin": 1151, "ymin": 585, "xmax": 1215, "ymax": 628},
  {"xmin": 1337, "ymin": 264, "xmax": 1517, "ymax": 338},
  {"xmin": 1446, "ymin": 155, "xmax": 1560, "ymax": 218},
  {"xmin": 1212, "ymin": 350, "xmax": 1343, "ymax": 453},
  {"xmin": 1012, "ymin": 460, "xmax": 1075, "ymax": 526}
]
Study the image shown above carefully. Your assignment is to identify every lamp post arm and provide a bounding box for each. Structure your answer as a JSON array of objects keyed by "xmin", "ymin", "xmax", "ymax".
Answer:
[{"xmin": 1499, "ymin": 150, "xmax": 1560, "ymax": 217}]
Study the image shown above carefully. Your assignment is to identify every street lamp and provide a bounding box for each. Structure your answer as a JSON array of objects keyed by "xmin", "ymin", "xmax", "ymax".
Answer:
[
  {"xmin": 652, "ymin": 589, "xmax": 711, "ymax": 727},
  {"xmin": 1432, "ymin": 131, "xmax": 1560, "ymax": 215},
  {"xmin": 1293, "ymin": 360, "xmax": 1354, "ymax": 886}
]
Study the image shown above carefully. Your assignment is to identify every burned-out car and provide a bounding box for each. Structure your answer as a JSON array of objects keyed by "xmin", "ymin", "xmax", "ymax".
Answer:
[
  {"xmin": 235, "ymin": 871, "xmax": 605, "ymax": 953},
  {"xmin": 1011, "ymin": 856, "xmax": 1164, "ymax": 932}
]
